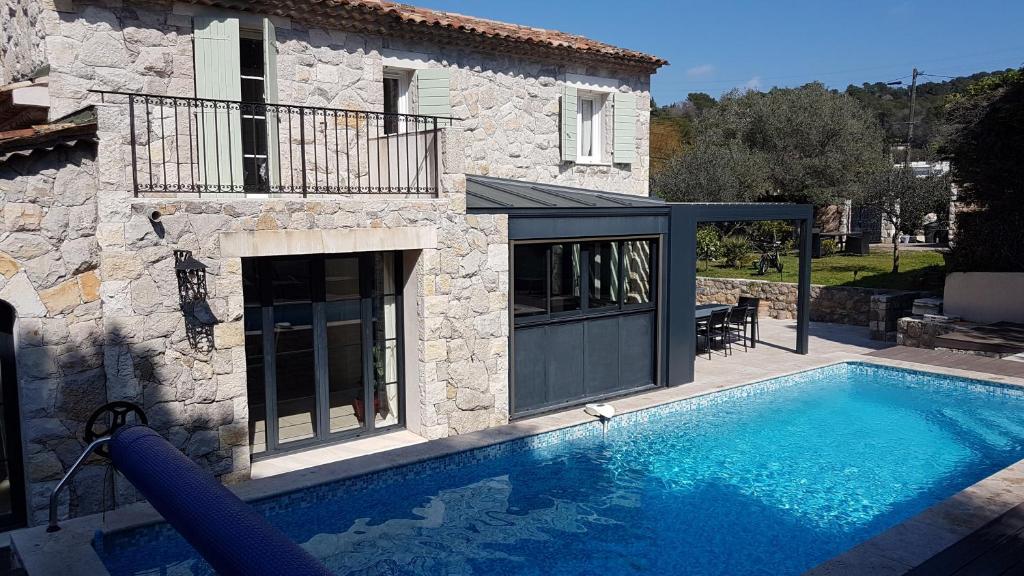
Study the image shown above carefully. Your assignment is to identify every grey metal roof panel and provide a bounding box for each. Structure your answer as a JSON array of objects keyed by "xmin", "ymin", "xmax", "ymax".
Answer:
[{"xmin": 466, "ymin": 175, "xmax": 666, "ymax": 211}]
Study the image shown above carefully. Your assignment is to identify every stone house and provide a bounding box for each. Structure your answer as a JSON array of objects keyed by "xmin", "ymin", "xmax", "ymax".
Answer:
[{"xmin": 0, "ymin": 0, "xmax": 671, "ymax": 527}]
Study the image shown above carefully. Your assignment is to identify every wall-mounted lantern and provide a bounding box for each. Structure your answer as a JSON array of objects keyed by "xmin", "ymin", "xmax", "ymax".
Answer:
[{"xmin": 174, "ymin": 250, "xmax": 215, "ymax": 352}]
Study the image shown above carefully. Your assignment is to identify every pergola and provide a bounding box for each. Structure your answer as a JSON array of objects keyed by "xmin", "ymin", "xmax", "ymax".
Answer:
[
  {"xmin": 467, "ymin": 176, "xmax": 814, "ymax": 413},
  {"xmin": 665, "ymin": 203, "xmax": 814, "ymax": 386}
]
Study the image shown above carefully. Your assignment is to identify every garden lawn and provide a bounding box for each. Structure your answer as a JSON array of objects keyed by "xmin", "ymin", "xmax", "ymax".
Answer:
[{"xmin": 698, "ymin": 249, "xmax": 946, "ymax": 292}]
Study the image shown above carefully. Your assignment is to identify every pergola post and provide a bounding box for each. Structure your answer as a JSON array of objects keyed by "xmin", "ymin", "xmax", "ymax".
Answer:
[
  {"xmin": 796, "ymin": 210, "xmax": 813, "ymax": 354},
  {"xmin": 666, "ymin": 205, "xmax": 697, "ymax": 386}
]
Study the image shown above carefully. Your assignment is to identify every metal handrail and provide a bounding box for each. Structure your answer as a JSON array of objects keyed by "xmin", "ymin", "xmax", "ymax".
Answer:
[
  {"xmin": 47, "ymin": 437, "xmax": 111, "ymax": 533},
  {"xmin": 89, "ymin": 90, "xmax": 445, "ymax": 197}
]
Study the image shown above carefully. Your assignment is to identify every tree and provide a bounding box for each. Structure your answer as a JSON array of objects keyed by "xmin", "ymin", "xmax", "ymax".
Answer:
[
  {"xmin": 939, "ymin": 68, "xmax": 1024, "ymax": 272},
  {"xmin": 696, "ymin": 226, "xmax": 721, "ymax": 271},
  {"xmin": 654, "ymin": 83, "xmax": 886, "ymax": 206},
  {"xmin": 861, "ymin": 167, "xmax": 950, "ymax": 272},
  {"xmin": 686, "ymin": 92, "xmax": 717, "ymax": 114},
  {"xmin": 652, "ymin": 139, "xmax": 769, "ymax": 202}
]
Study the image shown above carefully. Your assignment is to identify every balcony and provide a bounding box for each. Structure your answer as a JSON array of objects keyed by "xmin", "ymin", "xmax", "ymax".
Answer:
[{"xmin": 106, "ymin": 92, "xmax": 443, "ymax": 197}]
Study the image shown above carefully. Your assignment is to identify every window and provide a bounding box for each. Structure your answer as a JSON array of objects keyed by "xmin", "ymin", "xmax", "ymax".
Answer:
[
  {"xmin": 240, "ymin": 34, "xmax": 269, "ymax": 189},
  {"xmin": 577, "ymin": 92, "xmax": 602, "ymax": 163},
  {"xmin": 588, "ymin": 241, "xmax": 620, "ymax": 309},
  {"xmin": 513, "ymin": 244, "xmax": 547, "ymax": 318},
  {"xmin": 514, "ymin": 239, "xmax": 656, "ymax": 321},
  {"xmin": 623, "ymin": 240, "xmax": 654, "ymax": 305},
  {"xmin": 550, "ymin": 243, "xmax": 581, "ymax": 313},
  {"xmin": 383, "ymin": 70, "xmax": 410, "ymax": 134}
]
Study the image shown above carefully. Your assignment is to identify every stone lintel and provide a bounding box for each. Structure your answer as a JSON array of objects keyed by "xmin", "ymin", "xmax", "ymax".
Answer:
[{"xmin": 219, "ymin": 227, "xmax": 438, "ymax": 258}]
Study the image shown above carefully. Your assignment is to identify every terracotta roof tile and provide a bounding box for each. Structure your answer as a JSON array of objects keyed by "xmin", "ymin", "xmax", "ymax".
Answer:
[{"xmin": 186, "ymin": 0, "xmax": 667, "ymax": 71}]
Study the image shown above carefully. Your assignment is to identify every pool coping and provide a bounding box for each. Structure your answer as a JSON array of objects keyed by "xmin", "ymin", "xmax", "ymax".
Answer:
[{"xmin": 10, "ymin": 355, "xmax": 1024, "ymax": 575}]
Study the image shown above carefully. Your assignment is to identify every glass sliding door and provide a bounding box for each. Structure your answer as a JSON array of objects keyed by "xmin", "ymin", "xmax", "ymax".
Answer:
[
  {"xmin": 269, "ymin": 258, "xmax": 318, "ymax": 445},
  {"xmin": 324, "ymin": 255, "xmax": 364, "ymax": 433},
  {"xmin": 242, "ymin": 252, "xmax": 405, "ymax": 457}
]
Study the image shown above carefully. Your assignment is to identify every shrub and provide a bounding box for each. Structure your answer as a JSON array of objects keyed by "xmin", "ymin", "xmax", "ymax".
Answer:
[
  {"xmin": 820, "ymin": 238, "xmax": 839, "ymax": 258},
  {"xmin": 720, "ymin": 235, "xmax": 751, "ymax": 268},
  {"xmin": 696, "ymin": 226, "xmax": 721, "ymax": 270}
]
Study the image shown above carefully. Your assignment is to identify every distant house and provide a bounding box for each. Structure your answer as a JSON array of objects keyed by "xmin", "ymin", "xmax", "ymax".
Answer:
[{"xmin": 848, "ymin": 160, "xmax": 957, "ymax": 244}]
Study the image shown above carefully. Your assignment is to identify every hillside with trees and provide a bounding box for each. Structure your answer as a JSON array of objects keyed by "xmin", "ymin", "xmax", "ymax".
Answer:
[
  {"xmin": 650, "ymin": 69, "xmax": 1015, "ymax": 173},
  {"xmin": 845, "ymin": 69, "xmax": 1016, "ymax": 159}
]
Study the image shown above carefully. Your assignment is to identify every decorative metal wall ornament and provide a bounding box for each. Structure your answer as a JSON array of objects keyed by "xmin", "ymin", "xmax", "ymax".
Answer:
[{"xmin": 174, "ymin": 250, "xmax": 216, "ymax": 352}]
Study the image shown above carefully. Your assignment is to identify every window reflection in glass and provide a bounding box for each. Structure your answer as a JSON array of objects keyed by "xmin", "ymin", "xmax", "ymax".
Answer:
[
  {"xmin": 242, "ymin": 259, "xmax": 266, "ymax": 454},
  {"xmin": 373, "ymin": 253, "xmax": 400, "ymax": 428},
  {"xmin": 513, "ymin": 244, "xmax": 547, "ymax": 318},
  {"xmin": 623, "ymin": 240, "xmax": 653, "ymax": 305},
  {"xmin": 324, "ymin": 256, "xmax": 364, "ymax": 433},
  {"xmin": 588, "ymin": 241, "xmax": 620, "ymax": 308},
  {"xmin": 550, "ymin": 243, "xmax": 581, "ymax": 313},
  {"xmin": 270, "ymin": 259, "xmax": 317, "ymax": 444}
]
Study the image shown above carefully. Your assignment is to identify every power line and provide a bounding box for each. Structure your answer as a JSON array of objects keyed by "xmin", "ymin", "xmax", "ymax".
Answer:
[{"xmin": 659, "ymin": 46, "xmax": 1024, "ymax": 91}]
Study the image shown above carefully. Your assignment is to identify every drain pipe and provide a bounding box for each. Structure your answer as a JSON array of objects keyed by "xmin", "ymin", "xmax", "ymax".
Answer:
[
  {"xmin": 584, "ymin": 403, "xmax": 616, "ymax": 436},
  {"xmin": 48, "ymin": 437, "xmax": 111, "ymax": 532}
]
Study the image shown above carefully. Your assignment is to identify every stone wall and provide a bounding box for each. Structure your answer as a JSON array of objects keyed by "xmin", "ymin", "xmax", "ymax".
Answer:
[
  {"xmin": 896, "ymin": 316, "xmax": 959, "ymax": 350},
  {"xmin": 42, "ymin": 0, "xmax": 652, "ymax": 195},
  {"xmin": 697, "ymin": 277, "xmax": 918, "ymax": 333},
  {"xmin": 0, "ymin": 141, "xmax": 109, "ymax": 525},
  {"xmin": 0, "ymin": 0, "xmax": 44, "ymax": 84},
  {"xmin": 84, "ymin": 96, "xmax": 510, "ymax": 513},
  {"xmin": 868, "ymin": 291, "xmax": 920, "ymax": 341}
]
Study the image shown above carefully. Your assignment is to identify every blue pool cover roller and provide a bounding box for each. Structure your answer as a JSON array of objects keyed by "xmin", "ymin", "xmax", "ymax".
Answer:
[{"xmin": 109, "ymin": 425, "xmax": 332, "ymax": 576}]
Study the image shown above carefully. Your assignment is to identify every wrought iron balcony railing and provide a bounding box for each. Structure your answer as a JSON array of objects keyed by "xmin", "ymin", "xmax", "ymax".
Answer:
[{"xmin": 100, "ymin": 92, "xmax": 444, "ymax": 197}]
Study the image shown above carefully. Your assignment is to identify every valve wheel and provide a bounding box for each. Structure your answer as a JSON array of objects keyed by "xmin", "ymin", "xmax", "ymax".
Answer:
[{"xmin": 84, "ymin": 401, "xmax": 148, "ymax": 458}]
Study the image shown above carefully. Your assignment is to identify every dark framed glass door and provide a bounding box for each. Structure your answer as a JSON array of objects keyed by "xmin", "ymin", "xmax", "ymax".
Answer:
[
  {"xmin": 244, "ymin": 252, "xmax": 403, "ymax": 457},
  {"xmin": 0, "ymin": 302, "xmax": 26, "ymax": 530}
]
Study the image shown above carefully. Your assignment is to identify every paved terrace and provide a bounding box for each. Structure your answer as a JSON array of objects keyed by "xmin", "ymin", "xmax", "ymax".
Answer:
[{"xmin": 13, "ymin": 320, "xmax": 1024, "ymax": 576}]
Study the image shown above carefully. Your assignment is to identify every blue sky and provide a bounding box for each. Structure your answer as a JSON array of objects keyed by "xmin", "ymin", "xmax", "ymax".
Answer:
[{"xmin": 413, "ymin": 0, "xmax": 1024, "ymax": 105}]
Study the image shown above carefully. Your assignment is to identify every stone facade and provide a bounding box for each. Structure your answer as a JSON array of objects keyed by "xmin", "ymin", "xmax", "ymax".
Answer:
[
  {"xmin": 42, "ymin": 0, "xmax": 652, "ymax": 195},
  {"xmin": 0, "ymin": 0, "xmax": 682, "ymax": 526},
  {"xmin": 697, "ymin": 276, "xmax": 918, "ymax": 334},
  {"xmin": 0, "ymin": 142, "xmax": 110, "ymax": 524},
  {"xmin": 0, "ymin": 0, "xmax": 45, "ymax": 84}
]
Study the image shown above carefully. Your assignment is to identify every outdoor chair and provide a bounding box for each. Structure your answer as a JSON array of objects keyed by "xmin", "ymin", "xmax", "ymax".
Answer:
[
  {"xmin": 737, "ymin": 296, "xmax": 760, "ymax": 347},
  {"xmin": 695, "ymin": 316, "xmax": 711, "ymax": 359},
  {"xmin": 704, "ymin": 307, "xmax": 732, "ymax": 358},
  {"xmin": 727, "ymin": 306, "xmax": 751, "ymax": 352}
]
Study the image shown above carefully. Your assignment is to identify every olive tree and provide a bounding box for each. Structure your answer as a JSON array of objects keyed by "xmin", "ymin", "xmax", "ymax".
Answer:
[
  {"xmin": 654, "ymin": 83, "xmax": 886, "ymax": 206},
  {"xmin": 860, "ymin": 167, "xmax": 950, "ymax": 272}
]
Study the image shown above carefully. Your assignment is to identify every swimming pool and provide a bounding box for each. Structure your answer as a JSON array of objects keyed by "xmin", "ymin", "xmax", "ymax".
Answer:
[{"xmin": 96, "ymin": 362, "xmax": 1024, "ymax": 575}]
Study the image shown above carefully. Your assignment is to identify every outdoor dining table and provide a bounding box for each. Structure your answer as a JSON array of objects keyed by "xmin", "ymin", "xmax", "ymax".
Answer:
[{"xmin": 695, "ymin": 303, "xmax": 730, "ymax": 319}]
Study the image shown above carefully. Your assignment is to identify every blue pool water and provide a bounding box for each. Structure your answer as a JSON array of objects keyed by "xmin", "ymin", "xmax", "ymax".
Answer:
[{"xmin": 98, "ymin": 363, "xmax": 1024, "ymax": 575}]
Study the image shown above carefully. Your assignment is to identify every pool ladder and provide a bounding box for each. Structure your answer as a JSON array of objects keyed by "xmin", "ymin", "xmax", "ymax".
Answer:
[{"xmin": 47, "ymin": 437, "xmax": 110, "ymax": 532}]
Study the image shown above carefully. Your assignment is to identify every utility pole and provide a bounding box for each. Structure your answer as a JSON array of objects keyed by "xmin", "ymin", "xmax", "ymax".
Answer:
[{"xmin": 905, "ymin": 68, "xmax": 920, "ymax": 167}]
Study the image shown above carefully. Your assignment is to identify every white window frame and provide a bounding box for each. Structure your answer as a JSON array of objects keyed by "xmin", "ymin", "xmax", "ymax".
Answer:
[
  {"xmin": 576, "ymin": 91, "xmax": 603, "ymax": 164},
  {"xmin": 383, "ymin": 68, "xmax": 412, "ymax": 134}
]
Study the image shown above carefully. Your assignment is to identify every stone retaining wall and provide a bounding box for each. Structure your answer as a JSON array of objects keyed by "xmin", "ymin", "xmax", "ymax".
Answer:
[
  {"xmin": 897, "ymin": 316, "xmax": 959, "ymax": 349},
  {"xmin": 697, "ymin": 277, "xmax": 918, "ymax": 339}
]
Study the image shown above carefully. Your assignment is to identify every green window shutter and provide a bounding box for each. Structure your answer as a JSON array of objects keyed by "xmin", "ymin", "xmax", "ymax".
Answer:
[
  {"xmin": 613, "ymin": 91, "xmax": 637, "ymax": 164},
  {"xmin": 193, "ymin": 16, "xmax": 243, "ymax": 191},
  {"xmin": 414, "ymin": 68, "xmax": 451, "ymax": 126},
  {"xmin": 561, "ymin": 85, "xmax": 577, "ymax": 163},
  {"xmin": 263, "ymin": 18, "xmax": 280, "ymax": 189}
]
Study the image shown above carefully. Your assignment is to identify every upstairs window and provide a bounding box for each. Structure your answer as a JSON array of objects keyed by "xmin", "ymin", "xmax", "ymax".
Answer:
[
  {"xmin": 383, "ymin": 70, "xmax": 410, "ymax": 134},
  {"xmin": 577, "ymin": 92, "xmax": 603, "ymax": 163}
]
